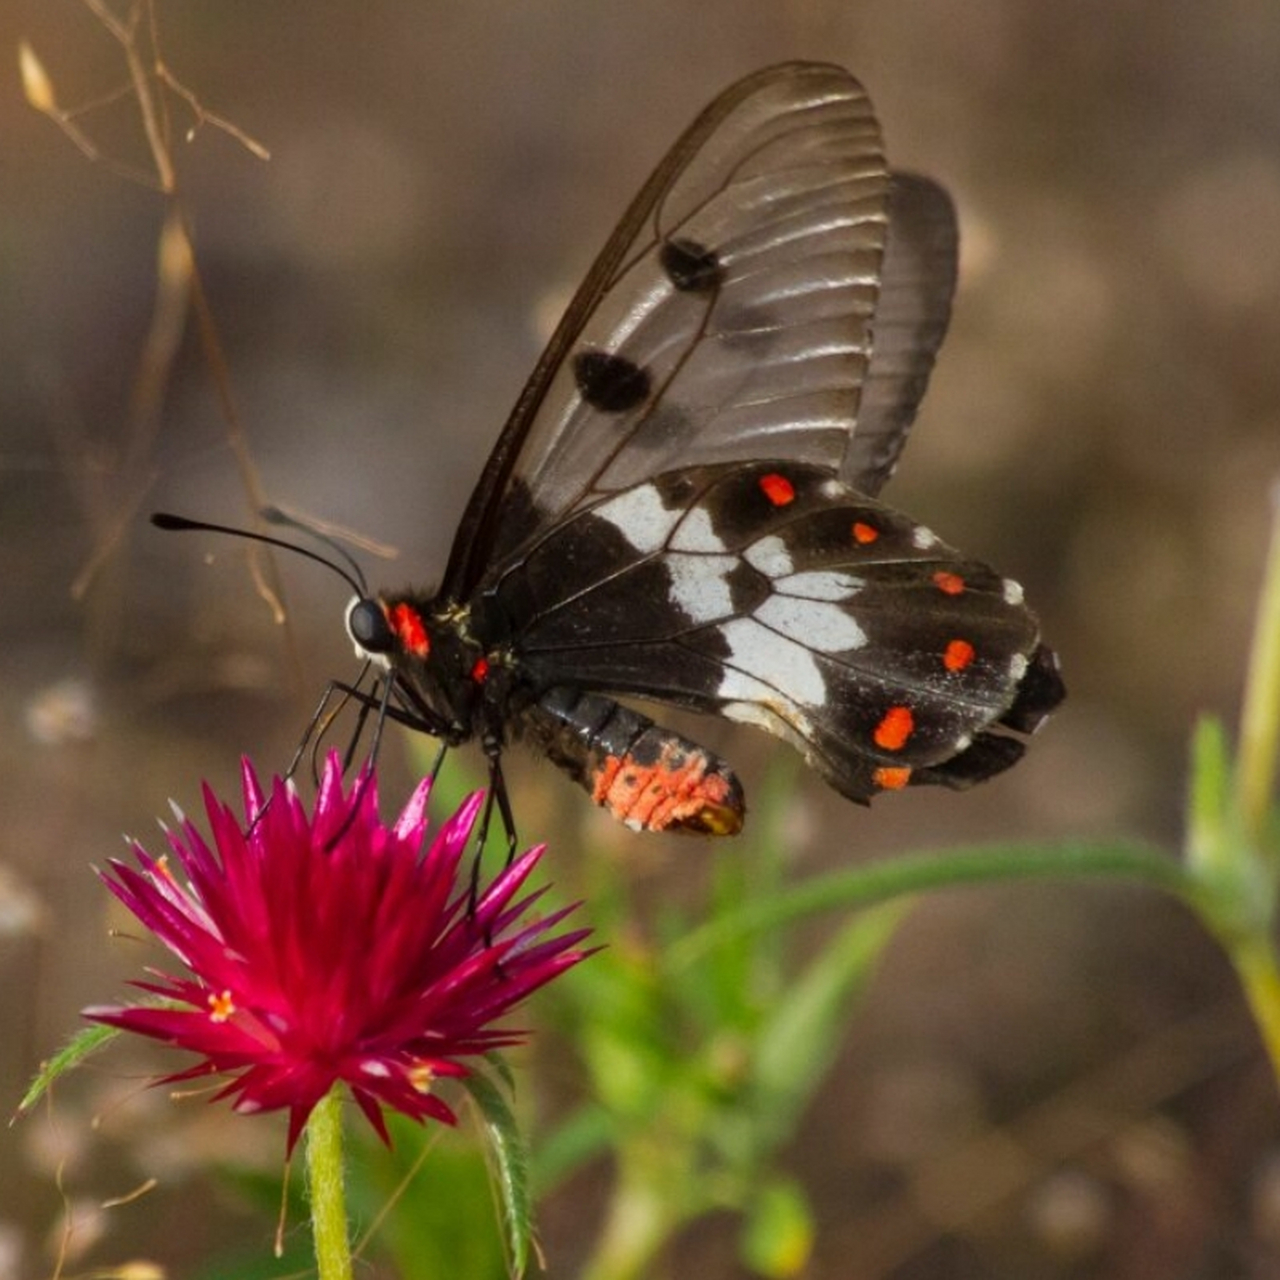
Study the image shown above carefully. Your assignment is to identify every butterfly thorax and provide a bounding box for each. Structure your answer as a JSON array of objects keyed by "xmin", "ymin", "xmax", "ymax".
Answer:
[{"xmin": 346, "ymin": 591, "xmax": 514, "ymax": 746}]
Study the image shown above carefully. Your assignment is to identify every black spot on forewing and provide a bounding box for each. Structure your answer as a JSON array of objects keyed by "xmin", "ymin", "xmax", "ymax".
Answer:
[
  {"xmin": 660, "ymin": 238, "xmax": 722, "ymax": 293},
  {"xmin": 574, "ymin": 349, "xmax": 651, "ymax": 413}
]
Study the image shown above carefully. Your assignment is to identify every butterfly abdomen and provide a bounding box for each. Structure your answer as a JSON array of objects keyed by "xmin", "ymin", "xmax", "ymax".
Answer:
[{"xmin": 519, "ymin": 685, "xmax": 745, "ymax": 834}]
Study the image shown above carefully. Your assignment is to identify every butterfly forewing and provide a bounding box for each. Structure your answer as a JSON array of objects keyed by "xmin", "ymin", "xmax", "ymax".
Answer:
[{"xmin": 441, "ymin": 63, "xmax": 894, "ymax": 597}]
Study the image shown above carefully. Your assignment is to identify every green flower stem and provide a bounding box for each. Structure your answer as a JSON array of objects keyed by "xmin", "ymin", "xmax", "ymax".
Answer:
[
  {"xmin": 581, "ymin": 1156, "xmax": 688, "ymax": 1280},
  {"xmin": 306, "ymin": 1088, "xmax": 354, "ymax": 1280},
  {"xmin": 1236, "ymin": 481, "xmax": 1280, "ymax": 846}
]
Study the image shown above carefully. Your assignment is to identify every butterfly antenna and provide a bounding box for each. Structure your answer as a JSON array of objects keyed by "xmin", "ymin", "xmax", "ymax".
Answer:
[
  {"xmin": 151, "ymin": 512, "xmax": 368, "ymax": 597},
  {"xmin": 259, "ymin": 505, "xmax": 370, "ymax": 597}
]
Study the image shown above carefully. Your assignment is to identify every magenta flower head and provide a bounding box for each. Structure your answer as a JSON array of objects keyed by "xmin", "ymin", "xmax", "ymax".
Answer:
[{"xmin": 86, "ymin": 754, "xmax": 592, "ymax": 1151}]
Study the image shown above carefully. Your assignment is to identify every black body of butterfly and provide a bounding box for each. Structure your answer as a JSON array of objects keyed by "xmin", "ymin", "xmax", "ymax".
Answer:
[{"xmin": 341, "ymin": 61, "xmax": 1064, "ymax": 836}]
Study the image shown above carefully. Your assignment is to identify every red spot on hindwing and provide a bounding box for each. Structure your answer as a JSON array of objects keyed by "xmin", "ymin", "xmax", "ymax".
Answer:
[
  {"xmin": 933, "ymin": 571, "xmax": 965, "ymax": 596},
  {"xmin": 759, "ymin": 472, "xmax": 796, "ymax": 506},
  {"xmin": 873, "ymin": 766, "xmax": 912, "ymax": 790},
  {"xmin": 943, "ymin": 639, "xmax": 976, "ymax": 673},
  {"xmin": 873, "ymin": 705, "xmax": 915, "ymax": 751},
  {"xmin": 852, "ymin": 520, "xmax": 880, "ymax": 544},
  {"xmin": 471, "ymin": 656, "xmax": 490, "ymax": 684},
  {"xmin": 388, "ymin": 603, "xmax": 429, "ymax": 658}
]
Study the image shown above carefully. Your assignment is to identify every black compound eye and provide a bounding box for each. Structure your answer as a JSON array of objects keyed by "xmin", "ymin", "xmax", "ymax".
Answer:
[{"xmin": 347, "ymin": 598, "xmax": 394, "ymax": 653}]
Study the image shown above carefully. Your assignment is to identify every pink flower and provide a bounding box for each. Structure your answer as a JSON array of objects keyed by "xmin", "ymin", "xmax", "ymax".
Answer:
[{"xmin": 86, "ymin": 755, "xmax": 591, "ymax": 1151}]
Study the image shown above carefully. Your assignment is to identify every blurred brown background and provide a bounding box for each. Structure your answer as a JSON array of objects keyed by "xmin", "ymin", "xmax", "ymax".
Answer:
[{"xmin": 3, "ymin": 1, "xmax": 1280, "ymax": 1276}]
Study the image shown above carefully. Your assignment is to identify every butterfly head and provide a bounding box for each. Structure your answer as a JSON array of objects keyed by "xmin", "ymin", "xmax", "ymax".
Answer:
[
  {"xmin": 345, "ymin": 595, "xmax": 418, "ymax": 664},
  {"xmin": 345, "ymin": 592, "xmax": 487, "ymax": 744}
]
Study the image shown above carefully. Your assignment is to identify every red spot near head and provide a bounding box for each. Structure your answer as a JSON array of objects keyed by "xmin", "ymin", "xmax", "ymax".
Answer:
[
  {"xmin": 873, "ymin": 766, "xmax": 912, "ymax": 791},
  {"xmin": 389, "ymin": 602, "xmax": 430, "ymax": 658},
  {"xmin": 759, "ymin": 472, "xmax": 795, "ymax": 506},
  {"xmin": 471, "ymin": 656, "xmax": 490, "ymax": 684},
  {"xmin": 943, "ymin": 638, "xmax": 976, "ymax": 673},
  {"xmin": 873, "ymin": 705, "xmax": 915, "ymax": 751},
  {"xmin": 933, "ymin": 571, "xmax": 965, "ymax": 596},
  {"xmin": 852, "ymin": 520, "xmax": 880, "ymax": 544}
]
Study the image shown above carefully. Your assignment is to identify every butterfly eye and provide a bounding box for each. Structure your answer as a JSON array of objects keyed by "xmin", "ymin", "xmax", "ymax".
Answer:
[{"xmin": 346, "ymin": 598, "xmax": 395, "ymax": 655}]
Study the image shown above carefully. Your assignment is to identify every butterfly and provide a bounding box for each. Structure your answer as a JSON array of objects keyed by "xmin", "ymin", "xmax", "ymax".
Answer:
[{"xmin": 178, "ymin": 61, "xmax": 1064, "ymax": 838}]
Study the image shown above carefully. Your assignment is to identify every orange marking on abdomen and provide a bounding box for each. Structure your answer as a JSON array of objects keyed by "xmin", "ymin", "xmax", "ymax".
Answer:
[
  {"xmin": 873, "ymin": 705, "xmax": 915, "ymax": 751},
  {"xmin": 591, "ymin": 745, "xmax": 742, "ymax": 834},
  {"xmin": 943, "ymin": 638, "xmax": 976, "ymax": 673}
]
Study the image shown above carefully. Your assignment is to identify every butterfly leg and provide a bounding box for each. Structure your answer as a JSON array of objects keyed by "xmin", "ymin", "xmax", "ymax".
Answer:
[{"xmin": 519, "ymin": 685, "xmax": 745, "ymax": 834}]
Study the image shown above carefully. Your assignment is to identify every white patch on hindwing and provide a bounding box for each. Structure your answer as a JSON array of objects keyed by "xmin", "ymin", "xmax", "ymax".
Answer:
[
  {"xmin": 666, "ymin": 551, "xmax": 739, "ymax": 624},
  {"xmin": 722, "ymin": 699, "xmax": 814, "ymax": 750},
  {"xmin": 745, "ymin": 535, "xmax": 793, "ymax": 577},
  {"xmin": 670, "ymin": 506, "xmax": 727, "ymax": 554},
  {"xmin": 594, "ymin": 484, "xmax": 680, "ymax": 554},
  {"xmin": 755, "ymin": 594, "xmax": 866, "ymax": 651},
  {"xmin": 717, "ymin": 617, "xmax": 826, "ymax": 707}
]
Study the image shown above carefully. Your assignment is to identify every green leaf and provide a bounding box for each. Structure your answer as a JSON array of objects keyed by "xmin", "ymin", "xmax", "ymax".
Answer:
[
  {"xmin": 740, "ymin": 1175, "xmax": 815, "ymax": 1278},
  {"xmin": 668, "ymin": 839, "xmax": 1193, "ymax": 970},
  {"xmin": 751, "ymin": 901, "xmax": 909, "ymax": 1149},
  {"xmin": 17, "ymin": 1023, "xmax": 118, "ymax": 1116},
  {"xmin": 484, "ymin": 1049, "xmax": 517, "ymax": 1096},
  {"xmin": 531, "ymin": 1102, "xmax": 615, "ymax": 1193},
  {"xmin": 348, "ymin": 1116, "xmax": 508, "ymax": 1280},
  {"xmin": 462, "ymin": 1070, "xmax": 534, "ymax": 1277},
  {"xmin": 1187, "ymin": 715, "xmax": 1233, "ymax": 877}
]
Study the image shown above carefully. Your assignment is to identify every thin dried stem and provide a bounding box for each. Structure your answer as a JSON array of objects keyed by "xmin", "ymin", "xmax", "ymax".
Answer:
[
  {"xmin": 25, "ymin": 0, "xmax": 306, "ymax": 688},
  {"xmin": 157, "ymin": 61, "xmax": 272, "ymax": 159}
]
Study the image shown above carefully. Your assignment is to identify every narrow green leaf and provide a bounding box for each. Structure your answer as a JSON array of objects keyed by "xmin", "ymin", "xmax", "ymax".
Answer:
[
  {"xmin": 1235, "ymin": 481, "xmax": 1280, "ymax": 843},
  {"xmin": 668, "ymin": 839, "xmax": 1192, "ymax": 971},
  {"xmin": 1187, "ymin": 715, "xmax": 1233, "ymax": 877},
  {"xmin": 484, "ymin": 1049, "xmax": 517, "ymax": 1096},
  {"xmin": 531, "ymin": 1102, "xmax": 615, "ymax": 1192},
  {"xmin": 16, "ymin": 1023, "xmax": 118, "ymax": 1116},
  {"xmin": 751, "ymin": 901, "xmax": 909, "ymax": 1147},
  {"xmin": 462, "ymin": 1071, "xmax": 533, "ymax": 1277}
]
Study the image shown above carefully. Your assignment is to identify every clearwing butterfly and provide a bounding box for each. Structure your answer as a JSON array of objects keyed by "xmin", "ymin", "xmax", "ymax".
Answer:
[{"xmin": 172, "ymin": 62, "xmax": 1065, "ymax": 838}]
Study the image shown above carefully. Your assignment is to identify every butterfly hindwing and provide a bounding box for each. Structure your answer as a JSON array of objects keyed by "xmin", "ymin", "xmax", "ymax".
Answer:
[{"xmin": 483, "ymin": 460, "xmax": 1047, "ymax": 805}]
